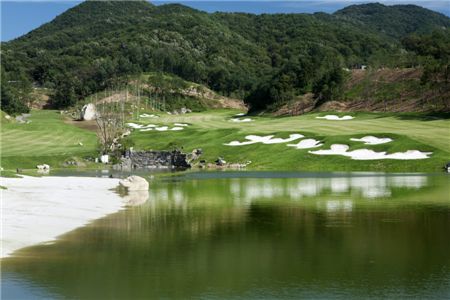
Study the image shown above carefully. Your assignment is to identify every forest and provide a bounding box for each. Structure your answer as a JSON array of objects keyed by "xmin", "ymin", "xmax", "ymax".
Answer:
[{"xmin": 1, "ymin": 1, "xmax": 449, "ymax": 114}]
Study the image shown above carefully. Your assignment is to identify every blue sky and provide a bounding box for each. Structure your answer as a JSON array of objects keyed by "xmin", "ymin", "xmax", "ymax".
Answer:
[{"xmin": 1, "ymin": 1, "xmax": 449, "ymax": 41}]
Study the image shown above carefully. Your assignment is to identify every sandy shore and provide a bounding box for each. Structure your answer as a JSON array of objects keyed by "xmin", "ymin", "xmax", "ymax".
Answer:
[{"xmin": 0, "ymin": 176, "xmax": 126, "ymax": 258}]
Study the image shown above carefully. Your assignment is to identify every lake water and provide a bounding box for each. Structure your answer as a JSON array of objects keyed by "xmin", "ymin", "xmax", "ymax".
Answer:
[{"xmin": 2, "ymin": 172, "xmax": 450, "ymax": 299}]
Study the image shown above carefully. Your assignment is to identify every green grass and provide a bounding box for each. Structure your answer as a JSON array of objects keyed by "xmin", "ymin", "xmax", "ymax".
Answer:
[
  {"xmin": 1, "ymin": 109, "xmax": 449, "ymax": 172},
  {"xmin": 1, "ymin": 110, "xmax": 98, "ymax": 169},
  {"xmin": 128, "ymin": 110, "xmax": 450, "ymax": 172}
]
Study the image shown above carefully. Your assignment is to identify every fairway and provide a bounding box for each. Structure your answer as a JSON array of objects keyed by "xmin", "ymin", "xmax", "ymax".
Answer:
[
  {"xmin": 147, "ymin": 110, "xmax": 450, "ymax": 152},
  {"xmin": 128, "ymin": 110, "xmax": 450, "ymax": 172},
  {"xmin": 1, "ymin": 110, "xmax": 97, "ymax": 169},
  {"xmin": 1, "ymin": 109, "xmax": 449, "ymax": 172}
]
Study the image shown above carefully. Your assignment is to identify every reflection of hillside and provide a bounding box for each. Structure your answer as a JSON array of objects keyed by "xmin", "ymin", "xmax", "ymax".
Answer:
[{"xmin": 2, "ymin": 175, "xmax": 449, "ymax": 299}]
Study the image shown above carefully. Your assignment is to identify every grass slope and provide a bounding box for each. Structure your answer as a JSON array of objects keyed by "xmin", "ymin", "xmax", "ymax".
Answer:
[
  {"xmin": 1, "ymin": 110, "xmax": 97, "ymax": 169},
  {"xmin": 1, "ymin": 109, "xmax": 448, "ymax": 172},
  {"xmin": 129, "ymin": 110, "xmax": 450, "ymax": 172}
]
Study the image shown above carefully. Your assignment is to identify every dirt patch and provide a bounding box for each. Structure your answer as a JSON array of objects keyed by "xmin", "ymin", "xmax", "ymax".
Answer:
[{"xmin": 64, "ymin": 118, "xmax": 97, "ymax": 132}]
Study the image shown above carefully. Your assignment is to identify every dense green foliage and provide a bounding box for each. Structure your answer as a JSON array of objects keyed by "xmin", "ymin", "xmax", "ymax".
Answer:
[
  {"xmin": 1, "ymin": 1, "xmax": 449, "ymax": 113},
  {"xmin": 335, "ymin": 3, "xmax": 450, "ymax": 39},
  {"xmin": 402, "ymin": 31, "xmax": 450, "ymax": 84}
]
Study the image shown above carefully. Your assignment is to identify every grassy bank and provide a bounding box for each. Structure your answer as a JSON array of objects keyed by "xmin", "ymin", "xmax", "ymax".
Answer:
[
  {"xmin": 1, "ymin": 110, "xmax": 98, "ymax": 170},
  {"xmin": 1, "ymin": 109, "xmax": 449, "ymax": 173}
]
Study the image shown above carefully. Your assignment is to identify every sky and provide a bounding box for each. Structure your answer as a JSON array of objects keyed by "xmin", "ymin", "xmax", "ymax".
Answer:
[{"xmin": 1, "ymin": 0, "xmax": 449, "ymax": 41}]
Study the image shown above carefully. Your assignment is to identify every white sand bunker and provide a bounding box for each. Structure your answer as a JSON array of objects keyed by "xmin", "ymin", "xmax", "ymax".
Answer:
[
  {"xmin": 287, "ymin": 139, "xmax": 323, "ymax": 149},
  {"xmin": 0, "ymin": 176, "xmax": 126, "ymax": 258},
  {"xmin": 316, "ymin": 115, "xmax": 354, "ymax": 120},
  {"xmin": 127, "ymin": 123, "xmax": 184, "ymax": 132},
  {"xmin": 350, "ymin": 136, "xmax": 392, "ymax": 145},
  {"xmin": 230, "ymin": 118, "xmax": 253, "ymax": 123},
  {"xmin": 174, "ymin": 123, "xmax": 189, "ymax": 127},
  {"xmin": 309, "ymin": 144, "xmax": 432, "ymax": 160},
  {"xmin": 225, "ymin": 134, "xmax": 303, "ymax": 146},
  {"xmin": 234, "ymin": 113, "xmax": 246, "ymax": 117},
  {"xmin": 140, "ymin": 113, "xmax": 159, "ymax": 118}
]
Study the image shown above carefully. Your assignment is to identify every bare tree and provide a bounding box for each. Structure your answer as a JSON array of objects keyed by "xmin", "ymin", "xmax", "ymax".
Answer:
[{"xmin": 95, "ymin": 91, "xmax": 125, "ymax": 154}]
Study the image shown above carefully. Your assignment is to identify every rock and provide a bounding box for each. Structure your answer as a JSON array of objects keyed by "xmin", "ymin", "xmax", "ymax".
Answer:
[
  {"xmin": 36, "ymin": 164, "xmax": 50, "ymax": 170},
  {"xmin": 119, "ymin": 175, "xmax": 149, "ymax": 191},
  {"xmin": 80, "ymin": 103, "xmax": 97, "ymax": 121},
  {"xmin": 100, "ymin": 154, "xmax": 109, "ymax": 164},
  {"xmin": 215, "ymin": 157, "xmax": 226, "ymax": 166},
  {"xmin": 36, "ymin": 164, "xmax": 50, "ymax": 174},
  {"xmin": 124, "ymin": 150, "xmax": 190, "ymax": 169}
]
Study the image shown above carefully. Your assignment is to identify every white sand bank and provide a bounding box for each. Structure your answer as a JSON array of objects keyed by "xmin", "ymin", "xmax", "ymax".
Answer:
[
  {"xmin": 230, "ymin": 118, "xmax": 253, "ymax": 123},
  {"xmin": 0, "ymin": 176, "xmax": 128, "ymax": 258},
  {"xmin": 140, "ymin": 114, "xmax": 159, "ymax": 118},
  {"xmin": 224, "ymin": 134, "xmax": 303, "ymax": 146},
  {"xmin": 287, "ymin": 139, "xmax": 323, "ymax": 149},
  {"xmin": 127, "ymin": 123, "xmax": 184, "ymax": 132},
  {"xmin": 316, "ymin": 115, "xmax": 354, "ymax": 120},
  {"xmin": 309, "ymin": 144, "xmax": 432, "ymax": 160},
  {"xmin": 350, "ymin": 136, "xmax": 392, "ymax": 145}
]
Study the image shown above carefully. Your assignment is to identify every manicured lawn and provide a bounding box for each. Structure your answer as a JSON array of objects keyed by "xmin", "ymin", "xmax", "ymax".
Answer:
[
  {"xmin": 1, "ymin": 109, "xmax": 449, "ymax": 172},
  {"xmin": 1, "ymin": 110, "xmax": 98, "ymax": 169},
  {"xmin": 128, "ymin": 110, "xmax": 450, "ymax": 172}
]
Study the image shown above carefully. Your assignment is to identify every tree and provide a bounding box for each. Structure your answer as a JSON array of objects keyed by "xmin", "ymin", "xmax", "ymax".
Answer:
[
  {"xmin": 313, "ymin": 67, "xmax": 347, "ymax": 106},
  {"xmin": 95, "ymin": 101, "xmax": 125, "ymax": 154}
]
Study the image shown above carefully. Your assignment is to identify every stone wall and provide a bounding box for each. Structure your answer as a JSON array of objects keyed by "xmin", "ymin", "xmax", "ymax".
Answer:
[{"xmin": 115, "ymin": 150, "xmax": 190, "ymax": 170}]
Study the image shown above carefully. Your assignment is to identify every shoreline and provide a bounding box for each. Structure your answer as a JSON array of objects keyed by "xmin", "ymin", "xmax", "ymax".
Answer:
[{"xmin": 0, "ymin": 176, "xmax": 126, "ymax": 258}]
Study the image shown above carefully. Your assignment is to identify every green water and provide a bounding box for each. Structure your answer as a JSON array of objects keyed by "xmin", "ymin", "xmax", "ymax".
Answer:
[{"xmin": 2, "ymin": 172, "xmax": 450, "ymax": 299}]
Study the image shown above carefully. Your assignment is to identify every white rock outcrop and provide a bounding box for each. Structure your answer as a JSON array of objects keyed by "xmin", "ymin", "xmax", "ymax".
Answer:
[
  {"xmin": 80, "ymin": 103, "xmax": 97, "ymax": 121},
  {"xmin": 119, "ymin": 175, "xmax": 149, "ymax": 191}
]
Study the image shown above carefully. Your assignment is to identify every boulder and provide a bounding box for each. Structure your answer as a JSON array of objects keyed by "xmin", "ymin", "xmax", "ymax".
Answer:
[
  {"xmin": 36, "ymin": 164, "xmax": 50, "ymax": 170},
  {"xmin": 119, "ymin": 175, "xmax": 149, "ymax": 191},
  {"xmin": 100, "ymin": 154, "xmax": 109, "ymax": 164},
  {"xmin": 36, "ymin": 164, "xmax": 50, "ymax": 174},
  {"xmin": 80, "ymin": 103, "xmax": 97, "ymax": 121}
]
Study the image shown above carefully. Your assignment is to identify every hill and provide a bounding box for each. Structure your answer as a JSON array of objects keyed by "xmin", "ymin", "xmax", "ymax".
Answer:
[
  {"xmin": 1, "ymin": 1, "xmax": 449, "ymax": 114},
  {"xmin": 334, "ymin": 3, "xmax": 450, "ymax": 39}
]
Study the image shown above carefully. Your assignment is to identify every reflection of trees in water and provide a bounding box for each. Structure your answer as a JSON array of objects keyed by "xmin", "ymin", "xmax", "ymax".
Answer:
[{"xmin": 2, "ymin": 175, "xmax": 449, "ymax": 299}]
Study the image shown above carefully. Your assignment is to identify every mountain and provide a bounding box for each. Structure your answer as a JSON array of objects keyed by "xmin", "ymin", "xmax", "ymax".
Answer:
[
  {"xmin": 335, "ymin": 3, "xmax": 450, "ymax": 38},
  {"xmin": 1, "ymin": 1, "xmax": 449, "ymax": 114}
]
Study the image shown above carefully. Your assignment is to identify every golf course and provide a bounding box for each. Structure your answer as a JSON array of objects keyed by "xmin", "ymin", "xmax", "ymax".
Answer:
[{"xmin": 2, "ymin": 109, "xmax": 449, "ymax": 173}]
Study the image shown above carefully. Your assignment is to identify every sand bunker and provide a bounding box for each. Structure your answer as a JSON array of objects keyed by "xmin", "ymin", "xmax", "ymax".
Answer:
[
  {"xmin": 230, "ymin": 118, "xmax": 253, "ymax": 123},
  {"xmin": 225, "ymin": 134, "xmax": 303, "ymax": 146},
  {"xmin": 316, "ymin": 115, "xmax": 354, "ymax": 121},
  {"xmin": 234, "ymin": 113, "xmax": 246, "ymax": 117},
  {"xmin": 140, "ymin": 114, "xmax": 159, "ymax": 118},
  {"xmin": 350, "ymin": 136, "xmax": 392, "ymax": 145},
  {"xmin": 127, "ymin": 123, "xmax": 185, "ymax": 132},
  {"xmin": 0, "ymin": 176, "xmax": 127, "ymax": 258},
  {"xmin": 287, "ymin": 139, "xmax": 323, "ymax": 149},
  {"xmin": 309, "ymin": 144, "xmax": 432, "ymax": 160},
  {"xmin": 174, "ymin": 123, "xmax": 189, "ymax": 127}
]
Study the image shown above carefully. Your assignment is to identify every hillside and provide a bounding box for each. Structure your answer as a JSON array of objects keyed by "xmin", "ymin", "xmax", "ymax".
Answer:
[
  {"xmin": 274, "ymin": 68, "xmax": 449, "ymax": 115},
  {"xmin": 335, "ymin": 3, "xmax": 450, "ymax": 38},
  {"xmin": 1, "ymin": 1, "xmax": 449, "ymax": 114}
]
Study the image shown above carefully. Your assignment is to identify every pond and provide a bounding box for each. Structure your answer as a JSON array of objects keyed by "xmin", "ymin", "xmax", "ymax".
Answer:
[{"xmin": 2, "ymin": 172, "xmax": 449, "ymax": 299}]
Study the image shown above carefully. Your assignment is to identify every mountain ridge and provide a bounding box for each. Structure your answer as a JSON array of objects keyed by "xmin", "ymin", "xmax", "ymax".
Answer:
[{"xmin": 1, "ymin": 1, "xmax": 449, "ymax": 114}]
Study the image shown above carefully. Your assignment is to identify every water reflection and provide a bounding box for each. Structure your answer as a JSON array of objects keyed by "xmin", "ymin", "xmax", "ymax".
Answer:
[
  {"xmin": 151, "ymin": 175, "xmax": 430, "ymax": 207},
  {"xmin": 2, "ymin": 173, "xmax": 449, "ymax": 299}
]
